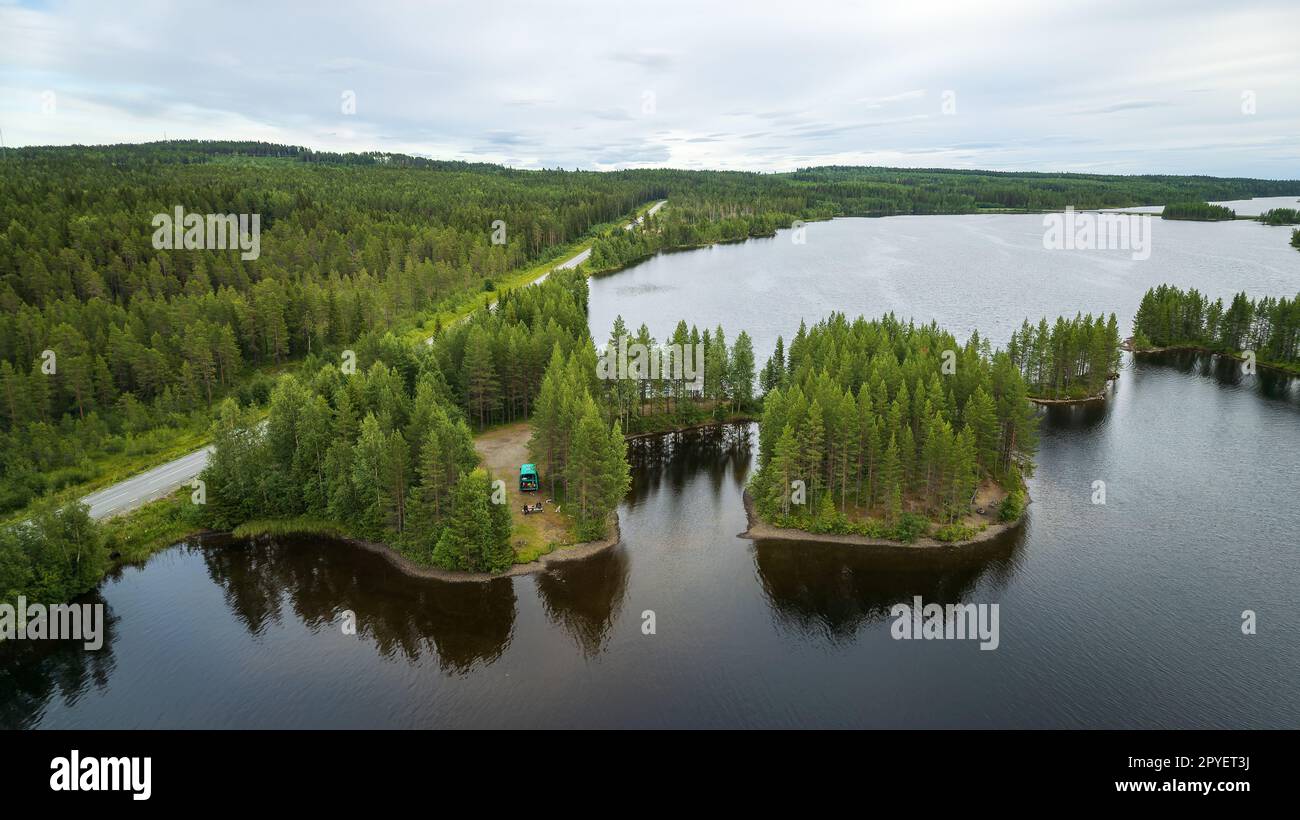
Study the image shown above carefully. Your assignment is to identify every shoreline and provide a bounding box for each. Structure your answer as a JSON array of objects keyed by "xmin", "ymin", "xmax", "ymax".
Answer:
[
  {"xmin": 1027, "ymin": 374, "xmax": 1119, "ymax": 406},
  {"xmin": 738, "ymin": 489, "xmax": 1025, "ymax": 550},
  {"xmin": 1128, "ymin": 344, "xmax": 1300, "ymax": 376},
  {"xmin": 624, "ymin": 415, "xmax": 759, "ymax": 441},
  {"xmin": 230, "ymin": 511, "xmax": 621, "ymax": 584}
]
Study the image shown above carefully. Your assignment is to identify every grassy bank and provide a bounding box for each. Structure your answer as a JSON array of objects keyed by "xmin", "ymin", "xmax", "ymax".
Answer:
[
  {"xmin": 102, "ymin": 491, "xmax": 205, "ymax": 564},
  {"xmin": 1, "ymin": 425, "xmax": 212, "ymax": 527},
  {"xmin": 401, "ymin": 199, "xmax": 665, "ymax": 346},
  {"xmin": 230, "ymin": 509, "xmax": 578, "ymax": 568}
]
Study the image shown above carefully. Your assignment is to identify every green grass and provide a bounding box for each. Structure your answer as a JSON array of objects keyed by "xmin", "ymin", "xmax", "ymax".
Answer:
[
  {"xmin": 932, "ymin": 522, "xmax": 988, "ymax": 543},
  {"xmin": 511, "ymin": 533, "xmax": 560, "ymax": 564},
  {"xmin": 101, "ymin": 490, "xmax": 204, "ymax": 564},
  {"xmin": 230, "ymin": 516, "xmax": 357, "ymax": 540},
  {"xmin": 1, "ymin": 425, "xmax": 211, "ymax": 526}
]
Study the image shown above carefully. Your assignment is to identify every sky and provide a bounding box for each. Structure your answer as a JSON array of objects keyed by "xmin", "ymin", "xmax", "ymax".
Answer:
[{"xmin": 1, "ymin": 0, "xmax": 1298, "ymax": 177}]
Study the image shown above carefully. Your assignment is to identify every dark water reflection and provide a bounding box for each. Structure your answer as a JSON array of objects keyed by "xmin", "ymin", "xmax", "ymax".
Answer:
[
  {"xmin": 753, "ymin": 530, "xmax": 1026, "ymax": 643},
  {"xmin": 535, "ymin": 547, "xmax": 629, "ymax": 658},
  {"xmin": 0, "ymin": 592, "xmax": 119, "ymax": 729},
  {"xmin": 1146, "ymin": 349, "xmax": 1300, "ymax": 404},
  {"xmin": 200, "ymin": 536, "xmax": 518, "ymax": 673},
  {"xmin": 5, "ymin": 357, "xmax": 1299, "ymax": 728}
]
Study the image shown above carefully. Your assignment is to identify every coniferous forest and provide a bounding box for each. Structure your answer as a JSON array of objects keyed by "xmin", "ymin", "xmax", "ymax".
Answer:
[
  {"xmin": 1161, "ymin": 201, "xmax": 1237, "ymax": 221},
  {"xmin": 194, "ymin": 269, "xmax": 629, "ymax": 571},
  {"xmin": 9, "ymin": 142, "xmax": 1292, "ymax": 520},
  {"xmin": 1132, "ymin": 284, "xmax": 1300, "ymax": 371},
  {"xmin": 747, "ymin": 315, "xmax": 1038, "ymax": 542},
  {"xmin": 1258, "ymin": 208, "xmax": 1300, "ymax": 226},
  {"xmin": 1008, "ymin": 314, "xmax": 1123, "ymax": 399},
  {"xmin": 3, "ymin": 141, "xmax": 1300, "ymax": 602}
]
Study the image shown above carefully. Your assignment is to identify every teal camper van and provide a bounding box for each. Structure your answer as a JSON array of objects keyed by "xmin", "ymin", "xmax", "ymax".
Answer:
[{"xmin": 519, "ymin": 463, "xmax": 539, "ymax": 493}]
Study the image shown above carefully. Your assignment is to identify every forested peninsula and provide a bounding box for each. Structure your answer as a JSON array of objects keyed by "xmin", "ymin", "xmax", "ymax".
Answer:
[
  {"xmin": 4, "ymin": 141, "xmax": 1300, "ymax": 603},
  {"xmin": 1132, "ymin": 285, "xmax": 1300, "ymax": 375}
]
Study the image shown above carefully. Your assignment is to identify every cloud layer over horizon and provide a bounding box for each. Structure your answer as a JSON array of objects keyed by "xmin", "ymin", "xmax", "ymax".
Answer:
[{"xmin": 2, "ymin": 0, "xmax": 1298, "ymax": 177}]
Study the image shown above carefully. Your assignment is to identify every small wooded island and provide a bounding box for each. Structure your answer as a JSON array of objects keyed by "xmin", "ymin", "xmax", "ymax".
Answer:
[
  {"xmin": 1161, "ymin": 201, "xmax": 1237, "ymax": 221},
  {"xmin": 744, "ymin": 314, "xmax": 1037, "ymax": 546},
  {"xmin": 1011, "ymin": 313, "xmax": 1122, "ymax": 404}
]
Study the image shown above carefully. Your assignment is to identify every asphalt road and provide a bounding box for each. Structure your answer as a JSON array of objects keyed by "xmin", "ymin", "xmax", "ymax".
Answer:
[
  {"xmin": 524, "ymin": 199, "xmax": 666, "ymax": 286},
  {"xmin": 81, "ymin": 445, "xmax": 213, "ymax": 520},
  {"xmin": 430, "ymin": 199, "xmax": 666, "ymax": 339}
]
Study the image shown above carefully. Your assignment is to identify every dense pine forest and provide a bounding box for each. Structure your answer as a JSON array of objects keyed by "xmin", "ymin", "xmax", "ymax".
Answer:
[
  {"xmin": 4, "ymin": 140, "xmax": 1300, "ymax": 603},
  {"xmin": 0, "ymin": 142, "xmax": 663, "ymax": 517},
  {"xmin": 1132, "ymin": 285, "xmax": 1300, "ymax": 371},
  {"xmin": 191, "ymin": 269, "xmax": 629, "ymax": 571},
  {"xmin": 596, "ymin": 316, "xmax": 757, "ymax": 433},
  {"xmin": 747, "ymin": 315, "xmax": 1038, "ymax": 542},
  {"xmin": 1258, "ymin": 208, "xmax": 1300, "ymax": 226},
  {"xmin": 1008, "ymin": 314, "xmax": 1122, "ymax": 399},
  {"xmin": 9, "ymin": 142, "xmax": 1292, "ymax": 519},
  {"xmin": 1161, "ymin": 201, "xmax": 1237, "ymax": 221}
]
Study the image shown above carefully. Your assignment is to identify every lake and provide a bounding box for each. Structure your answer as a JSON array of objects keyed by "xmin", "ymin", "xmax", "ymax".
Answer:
[
  {"xmin": 588, "ymin": 205, "xmax": 1299, "ymax": 361},
  {"xmin": 4, "ymin": 208, "xmax": 1298, "ymax": 729}
]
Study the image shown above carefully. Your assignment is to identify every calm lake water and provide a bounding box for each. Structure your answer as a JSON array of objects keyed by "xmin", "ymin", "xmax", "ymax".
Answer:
[
  {"xmin": 4, "ymin": 209, "xmax": 1298, "ymax": 729},
  {"xmin": 588, "ymin": 204, "xmax": 1299, "ymax": 360}
]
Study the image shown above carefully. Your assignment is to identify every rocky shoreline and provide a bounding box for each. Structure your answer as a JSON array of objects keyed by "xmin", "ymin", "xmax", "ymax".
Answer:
[{"xmin": 738, "ymin": 489, "xmax": 1025, "ymax": 549}]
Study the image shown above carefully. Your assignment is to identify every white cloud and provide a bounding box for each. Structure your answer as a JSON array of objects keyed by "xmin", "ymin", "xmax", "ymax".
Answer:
[{"xmin": 1, "ymin": 0, "xmax": 1297, "ymax": 176}]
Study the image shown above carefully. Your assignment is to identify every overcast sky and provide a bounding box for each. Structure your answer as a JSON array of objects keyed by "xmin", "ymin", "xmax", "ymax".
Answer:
[{"xmin": 2, "ymin": 0, "xmax": 1298, "ymax": 177}]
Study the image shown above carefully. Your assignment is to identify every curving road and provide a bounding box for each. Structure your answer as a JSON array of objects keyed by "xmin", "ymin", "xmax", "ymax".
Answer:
[{"xmin": 430, "ymin": 199, "xmax": 666, "ymax": 339}]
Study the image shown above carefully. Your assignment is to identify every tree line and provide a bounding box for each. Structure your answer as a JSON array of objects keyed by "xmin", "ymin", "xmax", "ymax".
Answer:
[
  {"xmin": 1161, "ymin": 202, "xmax": 1236, "ymax": 221},
  {"xmin": 1007, "ymin": 313, "xmax": 1122, "ymax": 399},
  {"xmin": 1132, "ymin": 284, "xmax": 1300, "ymax": 368},
  {"xmin": 598, "ymin": 316, "xmax": 757, "ymax": 433},
  {"xmin": 1258, "ymin": 208, "xmax": 1300, "ymax": 226}
]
